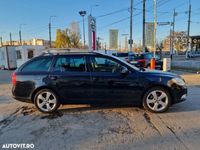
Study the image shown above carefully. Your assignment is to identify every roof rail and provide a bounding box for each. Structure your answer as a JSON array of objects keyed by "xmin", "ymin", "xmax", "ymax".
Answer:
[
  {"xmin": 41, "ymin": 48, "xmax": 93, "ymax": 56},
  {"xmin": 40, "ymin": 48, "xmax": 115, "ymax": 56}
]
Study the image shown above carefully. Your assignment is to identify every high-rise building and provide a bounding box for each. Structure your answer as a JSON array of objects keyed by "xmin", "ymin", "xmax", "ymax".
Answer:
[
  {"xmin": 109, "ymin": 29, "xmax": 118, "ymax": 50},
  {"xmin": 69, "ymin": 21, "xmax": 80, "ymax": 36}
]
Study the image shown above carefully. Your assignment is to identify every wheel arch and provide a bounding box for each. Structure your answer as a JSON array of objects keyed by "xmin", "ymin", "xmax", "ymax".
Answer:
[
  {"xmin": 141, "ymin": 84, "xmax": 174, "ymax": 105},
  {"xmin": 31, "ymin": 86, "xmax": 60, "ymax": 103}
]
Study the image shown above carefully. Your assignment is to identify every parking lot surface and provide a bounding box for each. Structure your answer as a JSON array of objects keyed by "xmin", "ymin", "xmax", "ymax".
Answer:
[{"xmin": 0, "ymin": 70, "xmax": 200, "ymax": 150}]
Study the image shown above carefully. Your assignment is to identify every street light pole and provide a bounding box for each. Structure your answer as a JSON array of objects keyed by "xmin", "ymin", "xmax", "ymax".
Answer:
[
  {"xmin": 79, "ymin": 11, "xmax": 87, "ymax": 49},
  {"xmin": 186, "ymin": 0, "xmax": 191, "ymax": 58},
  {"xmin": 49, "ymin": 16, "xmax": 56, "ymax": 48}
]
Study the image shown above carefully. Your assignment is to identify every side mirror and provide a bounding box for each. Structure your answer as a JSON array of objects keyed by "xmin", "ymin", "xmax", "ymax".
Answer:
[{"xmin": 120, "ymin": 66, "xmax": 129, "ymax": 75}]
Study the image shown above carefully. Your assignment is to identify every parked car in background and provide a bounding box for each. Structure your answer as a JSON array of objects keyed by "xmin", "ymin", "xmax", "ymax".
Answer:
[
  {"xmin": 12, "ymin": 51, "xmax": 187, "ymax": 113},
  {"xmin": 130, "ymin": 52, "xmax": 163, "ymax": 70},
  {"xmin": 113, "ymin": 52, "xmax": 130, "ymax": 62}
]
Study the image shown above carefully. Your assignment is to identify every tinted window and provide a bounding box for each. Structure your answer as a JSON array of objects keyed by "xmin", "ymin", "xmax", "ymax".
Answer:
[
  {"xmin": 90, "ymin": 56, "xmax": 122, "ymax": 73},
  {"xmin": 54, "ymin": 56, "xmax": 86, "ymax": 72},
  {"xmin": 22, "ymin": 57, "xmax": 52, "ymax": 72}
]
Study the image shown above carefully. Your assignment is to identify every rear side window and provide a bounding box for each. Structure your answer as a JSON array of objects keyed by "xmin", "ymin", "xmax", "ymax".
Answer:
[
  {"xmin": 54, "ymin": 56, "xmax": 86, "ymax": 72},
  {"xmin": 22, "ymin": 57, "xmax": 52, "ymax": 72}
]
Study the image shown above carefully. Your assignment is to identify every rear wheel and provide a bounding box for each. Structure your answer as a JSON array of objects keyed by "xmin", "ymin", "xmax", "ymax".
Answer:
[
  {"xmin": 143, "ymin": 87, "xmax": 171, "ymax": 113},
  {"xmin": 34, "ymin": 89, "xmax": 60, "ymax": 113}
]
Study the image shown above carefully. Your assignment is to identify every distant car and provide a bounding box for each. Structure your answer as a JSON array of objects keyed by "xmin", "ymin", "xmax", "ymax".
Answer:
[
  {"xmin": 12, "ymin": 51, "xmax": 187, "ymax": 113},
  {"xmin": 113, "ymin": 52, "xmax": 130, "ymax": 62},
  {"xmin": 130, "ymin": 52, "xmax": 163, "ymax": 70}
]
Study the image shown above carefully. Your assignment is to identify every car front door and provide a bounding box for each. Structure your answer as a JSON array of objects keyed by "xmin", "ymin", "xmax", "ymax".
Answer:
[
  {"xmin": 89, "ymin": 55, "xmax": 141, "ymax": 105},
  {"xmin": 49, "ymin": 55, "xmax": 92, "ymax": 104}
]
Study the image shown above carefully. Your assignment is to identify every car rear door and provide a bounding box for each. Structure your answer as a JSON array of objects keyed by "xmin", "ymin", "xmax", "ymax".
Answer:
[{"xmin": 48, "ymin": 55, "xmax": 92, "ymax": 104}]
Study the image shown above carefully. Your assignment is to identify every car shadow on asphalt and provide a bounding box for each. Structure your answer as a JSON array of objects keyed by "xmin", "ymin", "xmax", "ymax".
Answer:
[{"xmin": 40, "ymin": 104, "xmax": 143, "ymax": 119}]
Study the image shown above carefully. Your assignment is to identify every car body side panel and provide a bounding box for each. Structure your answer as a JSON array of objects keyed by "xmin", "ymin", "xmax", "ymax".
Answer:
[
  {"xmin": 12, "ymin": 72, "xmax": 50, "ymax": 102},
  {"xmin": 46, "ymin": 71, "xmax": 92, "ymax": 104}
]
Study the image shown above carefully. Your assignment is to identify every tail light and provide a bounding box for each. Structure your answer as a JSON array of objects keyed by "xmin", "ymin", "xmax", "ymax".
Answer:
[{"xmin": 12, "ymin": 72, "xmax": 17, "ymax": 86}]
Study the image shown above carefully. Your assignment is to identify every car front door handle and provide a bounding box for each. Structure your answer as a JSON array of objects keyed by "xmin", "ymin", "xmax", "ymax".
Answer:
[{"xmin": 49, "ymin": 76, "xmax": 58, "ymax": 80}]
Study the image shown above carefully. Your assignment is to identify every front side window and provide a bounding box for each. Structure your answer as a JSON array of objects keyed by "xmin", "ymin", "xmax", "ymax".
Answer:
[
  {"xmin": 90, "ymin": 56, "xmax": 122, "ymax": 73},
  {"xmin": 22, "ymin": 57, "xmax": 52, "ymax": 72},
  {"xmin": 54, "ymin": 56, "xmax": 86, "ymax": 72}
]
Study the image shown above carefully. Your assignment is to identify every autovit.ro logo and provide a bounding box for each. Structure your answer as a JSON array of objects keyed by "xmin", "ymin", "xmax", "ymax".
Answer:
[{"xmin": 2, "ymin": 144, "xmax": 34, "ymax": 149}]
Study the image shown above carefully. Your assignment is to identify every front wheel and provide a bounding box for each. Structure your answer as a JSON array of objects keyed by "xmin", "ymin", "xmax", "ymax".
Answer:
[
  {"xmin": 143, "ymin": 87, "xmax": 171, "ymax": 113},
  {"xmin": 34, "ymin": 89, "xmax": 60, "ymax": 113}
]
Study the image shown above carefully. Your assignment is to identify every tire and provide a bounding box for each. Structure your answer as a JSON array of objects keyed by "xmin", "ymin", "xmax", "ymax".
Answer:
[
  {"xmin": 34, "ymin": 89, "xmax": 60, "ymax": 113},
  {"xmin": 143, "ymin": 87, "xmax": 171, "ymax": 113}
]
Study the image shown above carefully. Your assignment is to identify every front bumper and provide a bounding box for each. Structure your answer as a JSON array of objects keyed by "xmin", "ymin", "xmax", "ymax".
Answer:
[{"xmin": 171, "ymin": 85, "xmax": 187, "ymax": 104}]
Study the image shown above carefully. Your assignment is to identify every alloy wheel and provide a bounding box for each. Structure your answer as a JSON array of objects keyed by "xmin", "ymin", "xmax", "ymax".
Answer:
[
  {"xmin": 36, "ymin": 91, "xmax": 57, "ymax": 112},
  {"xmin": 146, "ymin": 90, "xmax": 169, "ymax": 112}
]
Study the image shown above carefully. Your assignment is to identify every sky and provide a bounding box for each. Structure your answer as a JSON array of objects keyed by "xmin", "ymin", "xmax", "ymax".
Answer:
[{"xmin": 0, "ymin": 0, "xmax": 200, "ymax": 47}]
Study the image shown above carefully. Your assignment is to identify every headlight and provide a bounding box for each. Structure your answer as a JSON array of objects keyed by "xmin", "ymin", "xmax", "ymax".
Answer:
[{"xmin": 172, "ymin": 78, "xmax": 186, "ymax": 86}]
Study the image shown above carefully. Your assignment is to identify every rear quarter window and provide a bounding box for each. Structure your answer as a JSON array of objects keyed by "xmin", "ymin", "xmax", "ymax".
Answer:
[{"xmin": 21, "ymin": 57, "xmax": 52, "ymax": 72}]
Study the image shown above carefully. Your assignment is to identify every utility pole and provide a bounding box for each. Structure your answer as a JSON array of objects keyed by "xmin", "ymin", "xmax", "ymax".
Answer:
[
  {"xmin": 171, "ymin": 9, "xmax": 176, "ymax": 60},
  {"xmin": 49, "ymin": 16, "xmax": 56, "ymax": 48},
  {"xmin": 186, "ymin": 0, "xmax": 191, "ymax": 58},
  {"xmin": 129, "ymin": 0, "xmax": 133, "ymax": 54},
  {"xmin": 9, "ymin": 32, "xmax": 12, "ymax": 45},
  {"xmin": 142, "ymin": 0, "xmax": 146, "ymax": 53},
  {"xmin": 0, "ymin": 36, "xmax": 2, "ymax": 47},
  {"xmin": 19, "ymin": 24, "xmax": 26, "ymax": 46},
  {"xmin": 19, "ymin": 30, "xmax": 22, "ymax": 45},
  {"xmin": 169, "ymin": 27, "xmax": 172, "ymax": 56},
  {"xmin": 49, "ymin": 22, "xmax": 51, "ymax": 48},
  {"xmin": 153, "ymin": 0, "xmax": 157, "ymax": 57}
]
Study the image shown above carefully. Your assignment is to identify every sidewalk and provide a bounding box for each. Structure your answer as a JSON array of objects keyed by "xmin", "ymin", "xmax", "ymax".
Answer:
[{"xmin": 171, "ymin": 56, "xmax": 200, "ymax": 71}]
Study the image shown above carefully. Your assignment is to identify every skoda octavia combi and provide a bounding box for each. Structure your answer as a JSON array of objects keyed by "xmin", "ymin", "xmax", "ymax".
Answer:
[{"xmin": 12, "ymin": 51, "xmax": 187, "ymax": 113}]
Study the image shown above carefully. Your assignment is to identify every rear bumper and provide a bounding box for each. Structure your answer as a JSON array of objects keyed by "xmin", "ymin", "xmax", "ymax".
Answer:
[
  {"xmin": 12, "ymin": 86, "xmax": 32, "ymax": 103},
  {"xmin": 12, "ymin": 96, "xmax": 32, "ymax": 103}
]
